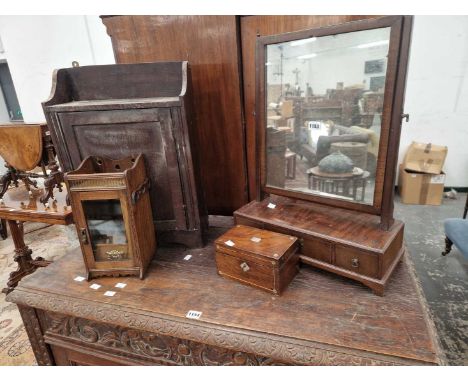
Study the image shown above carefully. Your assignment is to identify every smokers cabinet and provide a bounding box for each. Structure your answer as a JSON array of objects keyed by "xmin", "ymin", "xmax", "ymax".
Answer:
[{"xmin": 65, "ymin": 155, "xmax": 155, "ymax": 279}]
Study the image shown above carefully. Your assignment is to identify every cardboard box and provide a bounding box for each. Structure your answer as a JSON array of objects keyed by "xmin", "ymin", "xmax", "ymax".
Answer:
[
  {"xmin": 403, "ymin": 141, "xmax": 448, "ymax": 175},
  {"xmin": 280, "ymin": 100, "xmax": 294, "ymax": 118},
  {"xmin": 398, "ymin": 165, "xmax": 446, "ymax": 205}
]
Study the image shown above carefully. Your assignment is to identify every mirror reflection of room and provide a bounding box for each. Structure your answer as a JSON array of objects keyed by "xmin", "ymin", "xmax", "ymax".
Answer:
[{"xmin": 265, "ymin": 27, "xmax": 391, "ymax": 205}]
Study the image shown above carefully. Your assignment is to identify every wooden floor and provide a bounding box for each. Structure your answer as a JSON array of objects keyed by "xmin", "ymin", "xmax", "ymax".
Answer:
[{"xmin": 9, "ymin": 217, "xmax": 442, "ymax": 365}]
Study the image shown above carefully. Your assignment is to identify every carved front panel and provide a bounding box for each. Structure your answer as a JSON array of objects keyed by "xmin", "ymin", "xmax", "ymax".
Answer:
[
  {"xmin": 42, "ymin": 313, "xmax": 286, "ymax": 366},
  {"xmin": 57, "ymin": 108, "xmax": 185, "ymax": 229}
]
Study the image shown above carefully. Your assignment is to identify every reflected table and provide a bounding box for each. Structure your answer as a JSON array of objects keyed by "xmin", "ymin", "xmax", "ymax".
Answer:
[
  {"xmin": 307, "ymin": 167, "xmax": 370, "ymax": 202},
  {"xmin": 284, "ymin": 149, "xmax": 296, "ymax": 179},
  {"xmin": 0, "ymin": 185, "xmax": 73, "ymax": 294}
]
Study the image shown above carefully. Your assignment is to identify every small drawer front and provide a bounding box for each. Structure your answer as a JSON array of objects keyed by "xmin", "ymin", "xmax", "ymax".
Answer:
[
  {"xmin": 335, "ymin": 245, "xmax": 379, "ymax": 278},
  {"xmin": 216, "ymin": 251, "xmax": 276, "ymax": 293},
  {"xmin": 235, "ymin": 216, "xmax": 264, "ymax": 230},
  {"xmin": 300, "ymin": 237, "xmax": 333, "ymax": 263}
]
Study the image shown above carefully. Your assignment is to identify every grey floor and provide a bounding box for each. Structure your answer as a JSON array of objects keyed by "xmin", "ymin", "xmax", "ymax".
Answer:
[{"xmin": 394, "ymin": 193, "xmax": 467, "ymax": 365}]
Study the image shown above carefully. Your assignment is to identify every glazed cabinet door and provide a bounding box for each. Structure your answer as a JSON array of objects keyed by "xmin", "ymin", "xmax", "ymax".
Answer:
[
  {"xmin": 56, "ymin": 108, "xmax": 188, "ymax": 231},
  {"xmin": 70, "ymin": 190, "xmax": 136, "ymax": 273}
]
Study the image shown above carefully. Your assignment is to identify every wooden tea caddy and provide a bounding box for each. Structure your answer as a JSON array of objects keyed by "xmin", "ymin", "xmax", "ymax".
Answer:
[
  {"xmin": 65, "ymin": 154, "xmax": 156, "ymax": 279},
  {"xmin": 235, "ymin": 16, "xmax": 413, "ymax": 296},
  {"xmin": 215, "ymin": 224, "xmax": 299, "ymax": 295}
]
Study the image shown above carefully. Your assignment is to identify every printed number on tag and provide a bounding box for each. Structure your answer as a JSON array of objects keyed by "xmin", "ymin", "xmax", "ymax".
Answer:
[
  {"xmin": 184, "ymin": 255, "xmax": 192, "ymax": 260},
  {"xmin": 267, "ymin": 203, "xmax": 276, "ymax": 209},
  {"xmin": 186, "ymin": 310, "xmax": 202, "ymax": 320}
]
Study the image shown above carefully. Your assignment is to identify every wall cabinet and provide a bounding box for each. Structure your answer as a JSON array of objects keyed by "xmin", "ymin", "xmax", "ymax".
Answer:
[{"xmin": 43, "ymin": 61, "xmax": 207, "ymax": 248}]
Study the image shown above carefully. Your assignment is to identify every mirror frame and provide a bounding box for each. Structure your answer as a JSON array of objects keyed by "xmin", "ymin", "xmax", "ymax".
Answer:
[{"xmin": 255, "ymin": 16, "xmax": 413, "ymax": 229}]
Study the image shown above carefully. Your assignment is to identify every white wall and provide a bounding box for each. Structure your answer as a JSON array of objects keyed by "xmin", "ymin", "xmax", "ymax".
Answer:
[
  {"xmin": 0, "ymin": 15, "xmax": 115, "ymax": 123},
  {"xmin": 0, "ymin": 16, "xmax": 467, "ymax": 186},
  {"xmin": 267, "ymin": 28, "xmax": 390, "ymax": 94},
  {"xmin": 399, "ymin": 16, "xmax": 468, "ymax": 187}
]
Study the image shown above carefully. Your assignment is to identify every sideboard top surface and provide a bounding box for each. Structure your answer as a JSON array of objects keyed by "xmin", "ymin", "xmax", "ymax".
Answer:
[{"xmin": 8, "ymin": 219, "xmax": 440, "ymax": 365}]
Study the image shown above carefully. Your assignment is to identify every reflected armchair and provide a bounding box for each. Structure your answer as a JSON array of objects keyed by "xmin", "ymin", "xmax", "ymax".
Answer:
[{"xmin": 299, "ymin": 131, "xmax": 369, "ymax": 168}]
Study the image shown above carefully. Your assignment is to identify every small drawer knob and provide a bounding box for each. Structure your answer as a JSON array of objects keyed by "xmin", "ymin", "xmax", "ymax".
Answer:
[
  {"xmin": 351, "ymin": 258, "xmax": 359, "ymax": 268},
  {"xmin": 240, "ymin": 262, "xmax": 250, "ymax": 272}
]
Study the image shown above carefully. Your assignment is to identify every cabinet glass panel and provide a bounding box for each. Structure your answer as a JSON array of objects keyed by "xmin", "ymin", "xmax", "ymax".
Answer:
[
  {"xmin": 82, "ymin": 199, "xmax": 129, "ymax": 262},
  {"xmin": 265, "ymin": 27, "xmax": 391, "ymax": 205}
]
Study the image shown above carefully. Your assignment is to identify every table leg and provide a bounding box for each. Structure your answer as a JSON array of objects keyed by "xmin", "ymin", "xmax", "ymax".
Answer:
[
  {"xmin": 292, "ymin": 155, "xmax": 296, "ymax": 179},
  {"xmin": 0, "ymin": 219, "xmax": 7, "ymax": 239},
  {"xmin": 2, "ymin": 220, "xmax": 51, "ymax": 294}
]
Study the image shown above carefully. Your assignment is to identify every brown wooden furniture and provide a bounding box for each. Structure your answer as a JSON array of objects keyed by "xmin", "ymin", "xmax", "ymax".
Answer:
[
  {"xmin": 7, "ymin": 219, "xmax": 442, "ymax": 365},
  {"xmin": 307, "ymin": 167, "xmax": 370, "ymax": 202},
  {"xmin": 0, "ymin": 184, "xmax": 73, "ymax": 294},
  {"xmin": 0, "ymin": 124, "xmax": 44, "ymax": 172},
  {"xmin": 235, "ymin": 196, "xmax": 404, "ymax": 296},
  {"xmin": 100, "ymin": 16, "xmax": 392, "ymax": 214},
  {"xmin": 65, "ymin": 155, "xmax": 155, "ymax": 279},
  {"xmin": 101, "ymin": 16, "xmax": 248, "ymax": 215},
  {"xmin": 240, "ymin": 16, "xmax": 381, "ymax": 201},
  {"xmin": 0, "ymin": 218, "xmax": 7, "ymax": 239},
  {"xmin": 215, "ymin": 225, "xmax": 299, "ymax": 295},
  {"xmin": 0, "ymin": 124, "xmax": 64, "ymax": 204},
  {"xmin": 42, "ymin": 61, "xmax": 207, "ymax": 248},
  {"xmin": 256, "ymin": 17, "xmax": 411, "ymax": 225},
  {"xmin": 284, "ymin": 149, "xmax": 296, "ymax": 179},
  {"xmin": 234, "ymin": 16, "xmax": 413, "ymax": 295}
]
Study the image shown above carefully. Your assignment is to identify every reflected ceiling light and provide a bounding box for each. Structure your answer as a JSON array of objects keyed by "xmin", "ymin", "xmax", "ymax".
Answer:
[
  {"xmin": 297, "ymin": 53, "xmax": 317, "ymax": 60},
  {"xmin": 290, "ymin": 37, "xmax": 317, "ymax": 46},
  {"xmin": 355, "ymin": 40, "xmax": 389, "ymax": 49}
]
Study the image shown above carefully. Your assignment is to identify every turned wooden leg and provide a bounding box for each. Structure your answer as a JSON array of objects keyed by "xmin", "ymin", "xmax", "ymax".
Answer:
[
  {"xmin": 0, "ymin": 167, "xmax": 13, "ymax": 199},
  {"xmin": 2, "ymin": 220, "xmax": 50, "ymax": 294},
  {"xmin": 441, "ymin": 236, "xmax": 453, "ymax": 256}
]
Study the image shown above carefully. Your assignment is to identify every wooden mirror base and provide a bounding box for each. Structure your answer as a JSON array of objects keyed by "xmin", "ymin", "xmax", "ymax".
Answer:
[{"xmin": 234, "ymin": 196, "xmax": 404, "ymax": 296}]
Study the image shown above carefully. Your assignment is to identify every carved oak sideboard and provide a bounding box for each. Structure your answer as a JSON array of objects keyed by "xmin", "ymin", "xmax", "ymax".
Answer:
[{"xmin": 7, "ymin": 221, "xmax": 442, "ymax": 366}]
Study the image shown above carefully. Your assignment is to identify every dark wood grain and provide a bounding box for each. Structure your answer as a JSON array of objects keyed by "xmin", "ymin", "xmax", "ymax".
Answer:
[
  {"xmin": 0, "ymin": 184, "xmax": 72, "ymax": 225},
  {"xmin": 101, "ymin": 16, "xmax": 248, "ymax": 215},
  {"xmin": 234, "ymin": 195, "xmax": 404, "ymax": 295},
  {"xmin": 7, "ymin": 219, "xmax": 441, "ymax": 365}
]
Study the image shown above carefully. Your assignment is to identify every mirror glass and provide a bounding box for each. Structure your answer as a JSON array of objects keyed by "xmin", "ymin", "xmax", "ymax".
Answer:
[{"xmin": 265, "ymin": 27, "xmax": 391, "ymax": 205}]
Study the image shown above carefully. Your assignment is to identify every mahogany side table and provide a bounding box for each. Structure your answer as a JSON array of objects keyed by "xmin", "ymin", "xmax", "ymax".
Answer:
[{"xmin": 0, "ymin": 184, "xmax": 73, "ymax": 294}]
